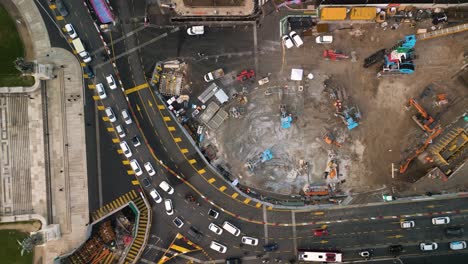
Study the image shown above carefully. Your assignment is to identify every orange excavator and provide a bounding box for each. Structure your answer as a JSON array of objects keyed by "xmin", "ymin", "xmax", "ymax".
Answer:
[
  {"xmin": 408, "ymin": 98, "xmax": 436, "ymax": 133},
  {"xmin": 399, "ymin": 128, "xmax": 442, "ymax": 173}
]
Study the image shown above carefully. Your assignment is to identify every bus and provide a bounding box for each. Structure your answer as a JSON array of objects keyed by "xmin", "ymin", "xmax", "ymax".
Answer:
[{"xmin": 297, "ymin": 250, "xmax": 343, "ymax": 263}]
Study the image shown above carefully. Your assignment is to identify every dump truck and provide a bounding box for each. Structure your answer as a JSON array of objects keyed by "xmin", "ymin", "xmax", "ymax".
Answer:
[
  {"xmin": 204, "ymin": 68, "xmax": 224, "ymax": 82},
  {"xmin": 72, "ymin": 38, "xmax": 92, "ymax": 63}
]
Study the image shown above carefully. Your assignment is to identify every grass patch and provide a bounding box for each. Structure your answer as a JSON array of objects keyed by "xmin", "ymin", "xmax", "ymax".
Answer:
[
  {"xmin": 0, "ymin": 4, "xmax": 34, "ymax": 87},
  {"xmin": 0, "ymin": 230, "xmax": 33, "ymax": 264}
]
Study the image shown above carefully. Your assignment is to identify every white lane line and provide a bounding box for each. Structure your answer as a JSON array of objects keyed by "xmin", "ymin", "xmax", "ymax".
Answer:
[
  {"xmin": 291, "ymin": 210, "xmax": 297, "ymax": 254},
  {"xmin": 263, "ymin": 204, "xmax": 269, "ymax": 243}
]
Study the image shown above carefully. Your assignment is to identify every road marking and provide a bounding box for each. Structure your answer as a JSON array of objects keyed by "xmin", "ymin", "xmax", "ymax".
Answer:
[
  {"xmin": 188, "ymin": 159, "xmax": 196, "ymax": 164},
  {"xmin": 208, "ymin": 178, "xmax": 216, "ymax": 184},
  {"xmin": 198, "ymin": 169, "xmax": 206, "ymax": 174},
  {"xmin": 291, "ymin": 210, "xmax": 298, "ymax": 253},
  {"xmin": 243, "ymin": 198, "xmax": 251, "ymax": 204},
  {"xmin": 107, "ymin": 127, "xmax": 114, "ymax": 132},
  {"xmin": 255, "ymin": 202, "xmax": 262, "ymax": 208},
  {"xmin": 124, "ymin": 83, "xmax": 149, "ymax": 95},
  {"xmin": 102, "ymin": 116, "xmax": 109, "ymax": 121},
  {"xmin": 127, "ymin": 170, "xmax": 135, "ymax": 175},
  {"xmin": 88, "ymin": 84, "xmax": 95, "ymax": 89},
  {"xmin": 56, "ymin": 16, "xmax": 64, "ymax": 21},
  {"xmin": 168, "ymin": 126, "xmax": 176, "ymax": 131},
  {"xmin": 263, "ymin": 205, "xmax": 269, "ymax": 243},
  {"xmin": 97, "ymin": 105, "xmax": 105, "ymax": 111},
  {"xmin": 314, "ymin": 211, "xmax": 325, "ymax": 215},
  {"xmin": 93, "ymin": 96, "xmax": 100, "ymax": 100},
  {"xmin": 158, "ymin": 104, "xmax": 165, "ymax": 110},
  {"xmin": 112, "ymin": 138, "xmax": 120, "ymax": 143},
  {"xmin": 268, "ymin": 206, "xmax": 273, "ymax": 210},
  {"xmin": 231, "ymin": 193, "xmax": 239, "ymax": 198},
  {"xmin": 117, "ymin": 149, "xmax": 123, "ymax": 154},
  {"xmin": 174, "ymin": 137, "xmax": 181, "ymax": 142},
  {"xmin": 181, "ymin": 149, "xmax": 188, "ymax": 154},
  {"xmin": 122, "ymin": 160, "xmax": 130, "ymax": 165},
  {"xmin": 219, "ymin": 186, "xmax": 227, "ymax": 192},
  {"xmin": 163, "ymin": 116, "xmax": 171, "ymax": 121},
  {"xmin": 49, "ymin": 4, "xmax": 56, "ymax": 9}
]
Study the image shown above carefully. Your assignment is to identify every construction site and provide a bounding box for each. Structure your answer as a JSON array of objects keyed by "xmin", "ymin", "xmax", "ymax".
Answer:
[{"xmin": 153, "ymin": 7, "xmax": 468, "ymax": 200}]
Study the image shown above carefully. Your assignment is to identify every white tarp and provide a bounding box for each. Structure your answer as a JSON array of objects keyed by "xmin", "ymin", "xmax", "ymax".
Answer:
[
  {"xmin": 215, "ymin": 89, "xmax": 229, "ymax": 104},
  {"xmin": 291, "ymin": 68, "xmax": 303, "ymax": 81}
]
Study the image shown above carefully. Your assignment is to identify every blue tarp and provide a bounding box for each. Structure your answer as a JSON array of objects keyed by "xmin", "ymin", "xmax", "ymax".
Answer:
[
  {"xmin": 90, "ymin": 0, "xmax": 114, "ymax": 24},
  {"xmin": 281, "ymin": 116, "xmax": 292, "ymax": 129}
]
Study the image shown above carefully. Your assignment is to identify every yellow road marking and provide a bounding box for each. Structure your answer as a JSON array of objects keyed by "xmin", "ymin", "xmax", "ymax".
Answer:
[
  {"xmin": 157, "ymin": 104, "xmax": 165, "ymax": 109},
  {"xmin": 243, "ymin": 198, "xmax": 251, "ymax": 204},
  {"xmin": 97, "ymin": 105, "xmax": 105, "ymax": 110},
  {"xmin": 49, "ymin": 4, "xmax": 56, "ymax": 9},
  {"xmin": 132, "ymin": 180, "xmax": 139, "ymax": 185},
  {"xmin": 107, "ymin": 127, "xmax": 115, "ymax": 132},
  {"xmin": 117, "ymin": 149, "xmax": 123, "ymax": 154},
  {"xmin": 219, "ymin": 186, "xmax": 227, "ymax": 192},
  {"xmin": 198, "ymin": 169, "xmax": 206, "ymax": 174},
  {"xmin": 83, "ymin": 74, "xmax": 90, "ymax": 78},
  {"xmin": 255, "ymin": 202, "xmax": 262, "ymax": 208},
  {"xmin": 174, "ymin": 138, "xmax": 181, "ymax": 142},
  {"xmin": 163, "ymin": 116, "xmax": 171, "ymax": 121},
  {"xmin": 168, "ymin": 126, "xmax": 176, "ymax": 131},
  {"xmin": 127, "ymin": 170, "xmax": 135, "ymax": 175},
  {"xmin": 122, "ymin": 160, "xmax": 130, "ymax": 165},
  {"xmin": 188, "ymin": 159, "xmax": 196, "ymax": 164},
  {"xmin": 93, "ymin": 95, "xmax": 100, "ymax": 100},
  {"xmin": 88, "ymin": 84, "xmax": 95, "ymax": 89},
  {"xmin": 102, "ymin": 116, "xmax": 109, "ymax": 121},
  {"xmin": 314, "ymin": 212, "xmax": 325, "ymax": 215},
  {"xmin": 112, "ymin": 138, "xmax": 120, "ymax": 143},
  {"xmin": 181, "ymin": 149, "xmax": 188, "ymax": 153},
  {"xmin": 208, "ymin": 178, "xmax": 216, "ymax": 183},
  {"xmin": 170, "ymin": 244, "xmax": 190, "ymax": 253},
  {"xmin": 80, "ymin": 62, "xmax": 86, "ymax": 67},
  {"xmin": 231, "ymin": 193, "xmax": 239, "ymax": 198},
  {"xmin": 56, "ymin": 16, "xmax": 64, "ymax": 21},
  {"xmin": 268, "ymin": 206, "xmax": 273, "ymax": 210},
  {"xmin": 124, "ymin": 83, "xmax": 149, "ymax": 95},
  {"xmin": 148, "ymin": 100, "xmax": 153, "ymax": 107}
]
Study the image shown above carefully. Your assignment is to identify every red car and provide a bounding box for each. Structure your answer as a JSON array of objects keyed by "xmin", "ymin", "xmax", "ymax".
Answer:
[
  {"xmin": 236, "ymin": 70, "xmax": 255, "ymax": 81},
  {"xmin": 313, "ymin": 229, "xmax": 329, "ymax": 237}
]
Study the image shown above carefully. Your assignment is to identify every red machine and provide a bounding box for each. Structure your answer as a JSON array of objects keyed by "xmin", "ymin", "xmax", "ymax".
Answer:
[
  {"xmin": 236, "ymin": 69, "xmax": 255, "ymax": 81},
  {"xmin": 323, "ymin": 50, "xmax": 349, "ymax": 61},
  {"xmin": 313, "ymin": 228, "xmax": 329, "ymax": 237}
]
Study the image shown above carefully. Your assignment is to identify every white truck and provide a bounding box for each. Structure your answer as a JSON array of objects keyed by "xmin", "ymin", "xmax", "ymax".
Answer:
[
  {"xmin": 203, "ymin": 68, "xmax": 224, "ymax": 82},
  {"xmin": 72, "ymin": 38, "xmax": 92, "ymax": 63}
]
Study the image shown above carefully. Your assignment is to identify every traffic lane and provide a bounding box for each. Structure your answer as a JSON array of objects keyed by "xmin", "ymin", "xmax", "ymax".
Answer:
[
  {"xmin": 293, "ymin": 197, "xmax": 468, "ymax": 225},
  {"xmin": 36, "ymin": 0, "xmax": 70, "ymax": 49}
]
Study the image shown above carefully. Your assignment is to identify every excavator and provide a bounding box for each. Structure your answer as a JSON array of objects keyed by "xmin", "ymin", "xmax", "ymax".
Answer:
[
  {"xmin": 399, "ymin": 127, "xmax": 442, "ymax": 173},
  {"xmin": 408, "ymin": 98, "xmax": 436, "ymax": 133}
]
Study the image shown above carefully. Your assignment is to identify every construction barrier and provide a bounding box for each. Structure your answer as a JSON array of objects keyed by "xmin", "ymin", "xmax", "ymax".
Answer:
[
  {"xmin": 320, "ymin": 7, "xmax": 347, "ymax": 21},
  {"xmin": 350, "ymin": 7, "xmax": 377, "ymax": 20}
]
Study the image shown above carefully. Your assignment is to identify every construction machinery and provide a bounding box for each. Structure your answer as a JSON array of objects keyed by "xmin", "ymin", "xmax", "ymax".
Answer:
[
  {"xmin": 335, "ymin": 106, "xmax": 361, "ymax": 130},
  {"xmin": 280, "ymin": 104, "xmax": 293, "ymax": 129},
  {"xmin": 246, "ymin": 149, "xmax": 273, "ymax": 172},
  {"xmin": 322, "ymin": 131, "xmax": 342, "ymax": 147},
  {"xmin": 323, "ymin": 50, "xmax": 349, "ymax": 61},
  {"xmin": 236, "ymin": 69, "xmax": 255, "ymax": 81},
  {"xmin": 303, "ymin": 184, "xmax": 329, "ymax": 196},
  {"xmin": 378, "ymin": 35, "xmax": 416, "ymax": 77},
  {"xmin": 407, "ymin": 98, "xmax": 437, "ymax": 133}
]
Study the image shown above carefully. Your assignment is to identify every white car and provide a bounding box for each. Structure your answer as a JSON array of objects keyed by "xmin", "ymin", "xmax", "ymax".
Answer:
[
  {"xmin": 450, "ymin": 241, "xmax": 467, "ymax": 250},
  {"xmin": 96, "ymin": 83, "xmax": 107, "ymax": 99},
  {"xmin": 241, "ymin": 236, "xmax": 259, "ymax": 246},
  {"xmin": 105, "ymin": 107, "xmax": 116, "ymax": 122},
  {"xmin": 282, "ymin": 35, "xmax": 294, "ymax": 49},
  {"xmin": 187, "ymin": 26, "xmax": 204, "ymax": 35},
  {"xmin": 159, "ymin": 181, "xmax": 174, "ymax": 194},
  {"xmin": 150, "ymin": 189, "xmax": 162, "ymax": 203},
  {"xmin": 130, "ymin": 159, "xmax": 143, "ymax": 176},
  {"xmin": 209, "ymin": 223, "xmax": 223, "ymax": 235},
  {"xmin": 119, "ymin": 141, "xmax": 132, "ymax": 158},
  {"xmin": 121, "ymin": 109, "xmax": 132, "ymax": 125},
  {"xmin": 144, "ymin": 162, "xmax": 156, "ymax": 176},
  {"xmin": 164, "ymin": 199, "xmax": 174, "ymax": 215},
  {"xmin": 315, "ymin": 35, "xmax": 333, "ymax": 44},
  {"xmin": 106, "ymin": 74, "xmax": 117, "ymax": 90},
  {"xmin": 210, "ymin": 241, "xmax": 227, "ymax": 253},
  {"xmin": 289, "ymin": 31, "xmax": 303, "ymax": 48},
  {"xmin": 420, "ymin": 242, "xmax": 438, "ymax": 251},
  {"xmin": 64, "ymin": 23, "xmax": 77, "ymax": 39},
  {"xmin": 432, "ymin": 217, "xmax": 450, "ymax": 225},
  {"xmin": 401, "ymin": 221, "xmax": 415, "ymax": 229},
  {"xmin": 116, "ymin": 125, "xmax": 125, "ymax": 138}
]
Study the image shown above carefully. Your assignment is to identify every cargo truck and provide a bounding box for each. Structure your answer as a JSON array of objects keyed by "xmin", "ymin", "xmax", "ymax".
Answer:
[
  {"xmin": 72, "ymin": 38, "xmax": 92, "ymax": 63},
  {"xmin": 204, "ymin": 68, "xmax": 224, "ymax": 82}
]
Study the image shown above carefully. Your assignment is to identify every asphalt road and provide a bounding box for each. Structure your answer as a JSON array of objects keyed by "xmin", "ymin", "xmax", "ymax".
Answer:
[{"xmin": 39, "ymin": 1, "xmax": 468, "ymax": 263}]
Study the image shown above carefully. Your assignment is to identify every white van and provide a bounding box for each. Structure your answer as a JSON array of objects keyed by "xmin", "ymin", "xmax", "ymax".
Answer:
[
  {"xmin": 164, "ymin": 199, "xmax": 174, "ymax": 215},
  {"xmin": 222, "ymin": 221, "xmax": 241, "ymax": 236}
]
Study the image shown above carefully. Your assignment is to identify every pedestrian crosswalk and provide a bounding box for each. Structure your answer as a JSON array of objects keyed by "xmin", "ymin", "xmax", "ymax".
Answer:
[{"xmin": 258, "ymin": 0, "xmax": 269, "ymax": 8}]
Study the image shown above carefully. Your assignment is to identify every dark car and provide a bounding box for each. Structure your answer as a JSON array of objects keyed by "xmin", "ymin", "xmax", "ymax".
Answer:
[
  {"xmin": 263, "ymin": 243, "xmax": 278, "ymax": 252},
  {"xmin": 388, "ymin": 245, "xmax": 403, "ymax": 254},
  {"xmin": 446, "ymin": 226, "xmax": 464, "ymax": 237},
  {"xmin": 208, "ymin": 209, "xmax": 219, "ymax": 219},
  {"xmin": 55, "ymin": 0, "xmax": 69, "ymax": 17},
  {"xmin": 142, "ymin": 178, "xmax": 151, "ymax": 188},
  {"xmin": 225, "ymin": 258, "xmax": 241, "ymax": 264},
  {"xmin": 132, "ymin": 136, "xmax": 141, "ymax": 147},
  {"xmin": 83, "ymin": 65, "xmax": 95, "ymax": 78}
]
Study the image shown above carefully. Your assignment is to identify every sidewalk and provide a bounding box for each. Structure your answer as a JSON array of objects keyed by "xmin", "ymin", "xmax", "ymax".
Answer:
[
  {"xmin": 171, "ymin": 0, "xmax": 255, "ymax": 16},
  {"xmin": 0, "ymin": 1, "xmax": 90, "ymax": 263}
]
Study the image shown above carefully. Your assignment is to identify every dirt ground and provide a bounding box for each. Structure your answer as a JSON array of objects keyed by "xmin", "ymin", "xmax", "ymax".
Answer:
[{"xmin": 203, "ymin": 21, "xmax": 468, "ymax": 196}]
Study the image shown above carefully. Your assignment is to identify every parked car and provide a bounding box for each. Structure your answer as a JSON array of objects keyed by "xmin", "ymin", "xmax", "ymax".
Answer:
[
  {"xmin": 420, "ymin": 242, "xmax": 438, "ymax": 251},
  {"xmin": 282, "ymin": 35, "xmax": 294, "ymax": 49},
  {"xmin": 289, "ymin": 31, "xmax": 303, "ymax": 47},
  {"xmin": 144, "ymin": 162, "xmax": 156, "ymax": 176},
  {"xmin": 173, "ymin": 217, "xmax": 184, "ymax": 228},
  {"xmin": 131, "ymin": 136, "xmax": 141, "ymax": 147},
  {"xmin": 208, "ymin": 209, "xmax": 219, "ymax": 219},
  {"xmin": 450, "ymin": 241, "xmax": 467, "ymax": 250},
  {"xmin": 142, "ymin": 177, "xmax": 151, "ymax": 188},
  {"xmin": 241, "ymin": 236, "xmax": 259, "ymax": 246},
  {"xmin": 83, "ymin": 65, "xmax": 95, "ymax": 78},
  {"xmin": 263, "ymin": 243, "xmax": 278, "ymax": 252},
  {"xmin": 432, "ymin": 217, "xmax": 450, "ymax": 225},
  {"xmin": 121, "ymin": 109, "xmax": 132, "ymax": 125},
  {"xmin": 159, "ymin": 181, "xmax": 174, "ymax": 194},
  {"xmin": 315, "ymin": 35, "xmax": 333, "ymax": 44},
  {"xmin": 210, "ymin": 241, "xmax": 227, "ymax": 253},
  {"xmin": 116, "ymin": 125, "xmax": 126, "ymax": 138},
  {"xmin": 401, "ymin": 220, "xmax": 415, "ymax": 229},
  {"xmin": 64, "ymin": 24, "xmax": 77, "ymax": 39},
  {"xmin": 55, "ymin": 0, "xmax": 69, "ymax": 17},
  {"xmin": 130, "ymin": 159, "xmax": 143, "ymax": 176},
  {"xmin": 105, "ymin": 107, "xmax": 116, "ymax": 122},
  {"xmin": 164, "ymin": 199, "xmax": 174, "ymax": 215},
  {"xmin": 187, "ymin": 26, "xmax": 204, "ymax": 35},
  {"xmin": 446, "ymin": 226, "xmax": 464, "ymax": 237},
  {"xmin": 106, "ymin": 74, "xmax": 117, "ymax": 89},
  {"xmin": 209, "ymin": 223, "xmax": 223, "ymax": 235},
  {"xmin": 96, "ymin": 83, "xmax": 107, "ymax": 99},
  {"xmin": 149, "ymin": 189, "xmax": 162, "ymax": 203},
  {"xmin": 119, "ymin": 141, "xmax": 132, "ymax": 158}
]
